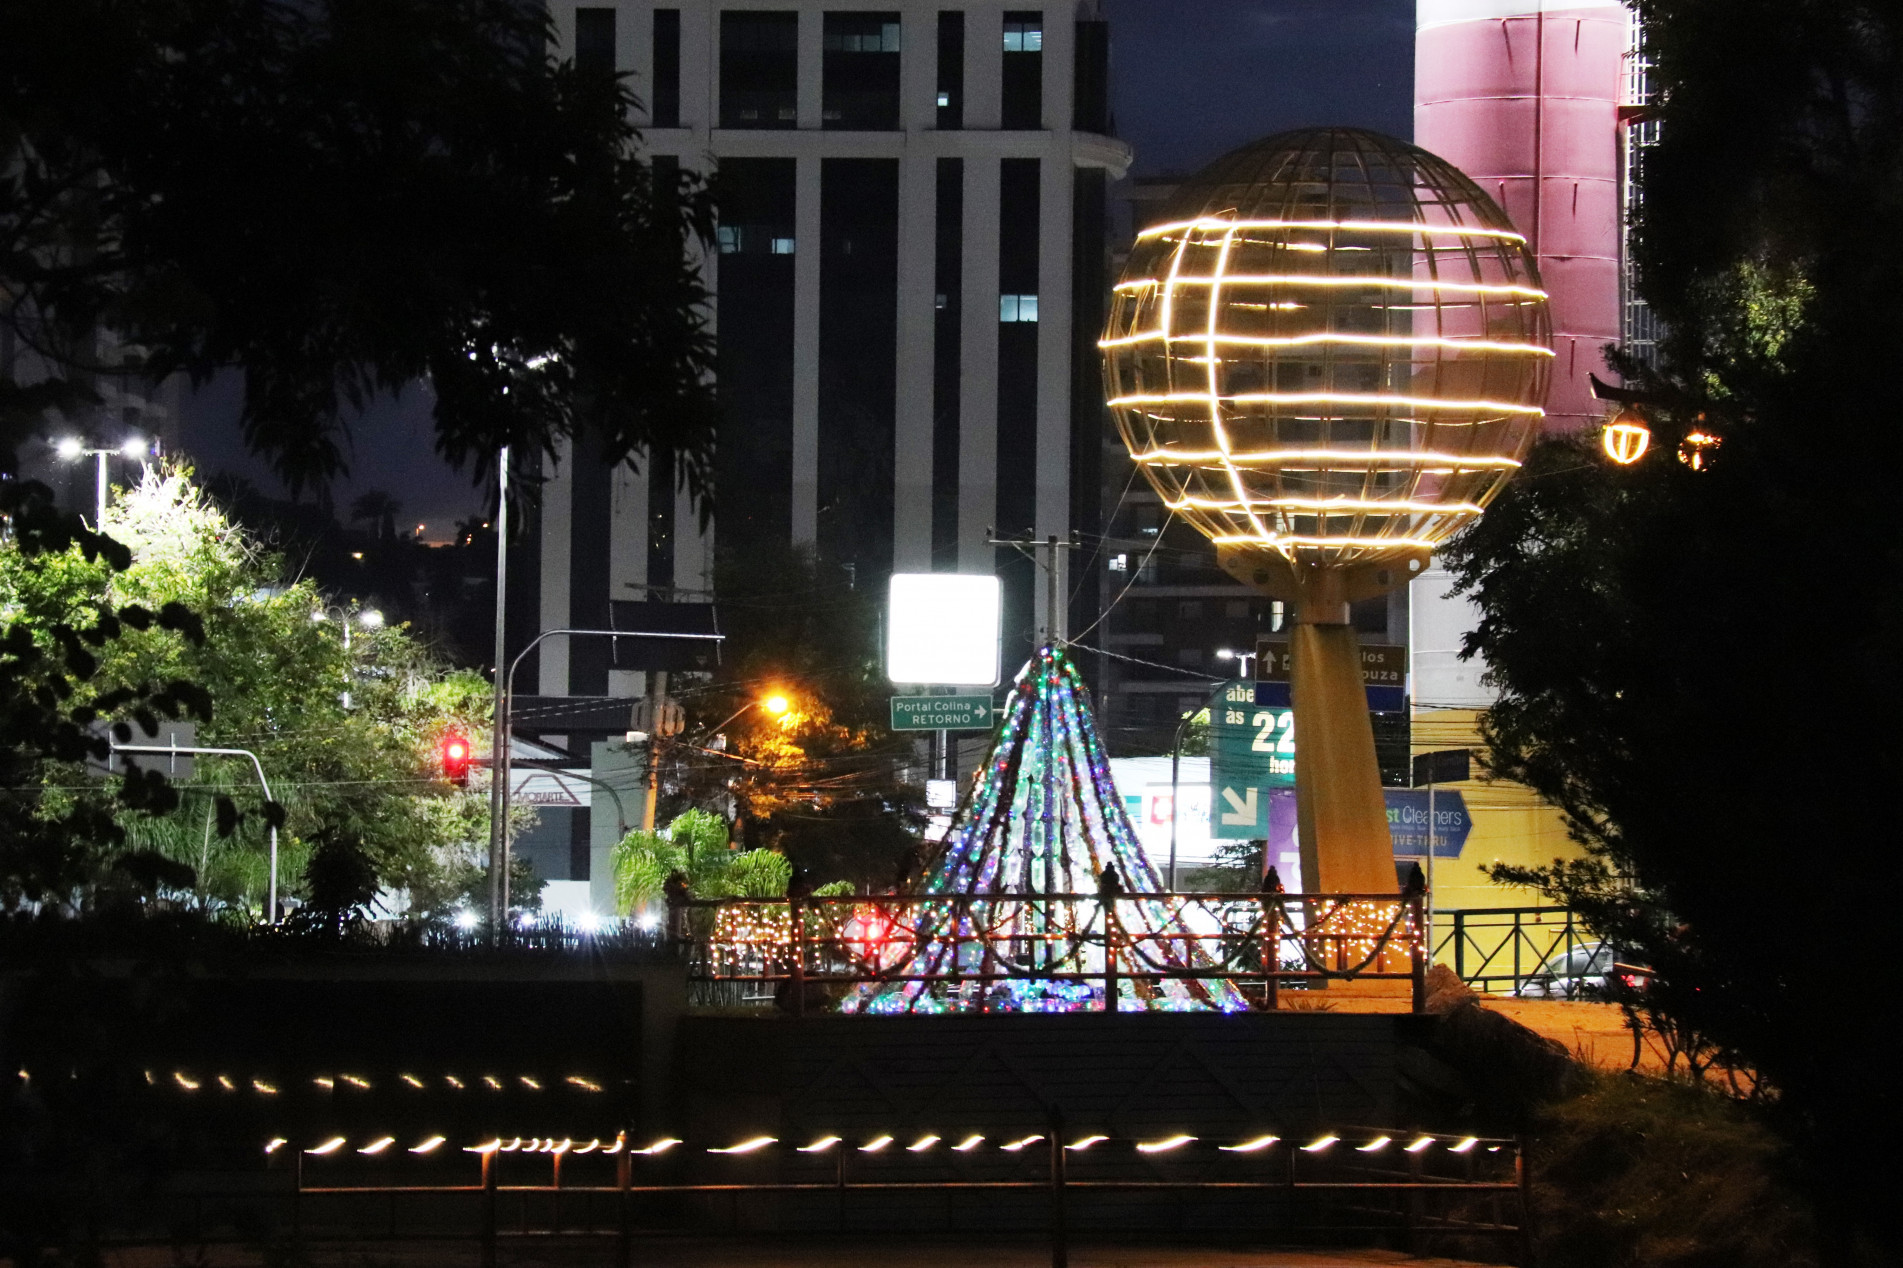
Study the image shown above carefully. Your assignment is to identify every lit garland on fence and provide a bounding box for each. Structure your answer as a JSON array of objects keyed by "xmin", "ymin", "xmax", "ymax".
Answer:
[{"xmin": 841, "ymin": 646, "xmax": 1246, "ymax": 1016}]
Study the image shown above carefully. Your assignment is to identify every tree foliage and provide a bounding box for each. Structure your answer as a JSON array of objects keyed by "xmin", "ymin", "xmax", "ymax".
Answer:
[
  {"xmin": 1440, "ymin": 4, "xmax": 1903, "ymax": 1254},
  {"xmin": 669, "ymin": 543, "xmax": 925, "ymax": 889},
  {"xmin": 611, "ymin": 808, "xmax": 848, "ymax": 912},
  {"xmin": 0, "ymin": 0, "xmax": 716, "ymax": 502},
  {"xmin": 1, "ymin": 464, "xmax": 498, "ymax": 917},
  {"xmin": 0, "ymin": 482, "xmax": 210, "ymax": 903}
]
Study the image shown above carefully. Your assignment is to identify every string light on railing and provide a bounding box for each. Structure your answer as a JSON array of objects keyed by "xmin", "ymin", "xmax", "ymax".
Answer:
[
  {"xmin": 411, "ymin": 1137, "xmax": 446, "ymax": 1154},
  {"xmin": 1356, "ymin": 1136, "xmax": 1391, "ymax": 1152},
  {"xmin": 1000, "ymin": 1135, "xmax": 1045, "ymax": 1152},
  {"xmin": 1449, "ymin": 1137, "xmax": 1479, "ymax": 1153},
  {"xmin": 1300, "ymin": 1135, "xmax": 1339, "ymax": 1152},
  {"xmin": 858, "ymin": 1136, "xmax": 893, "ymax": 1153},
  {"xmin": 1066, "ymin": 1136, "xmax": 1109, "ymax": 1151},
  {"xmin": 797, "ymin": 1137, "xmax": 841, "ymax": 1153},
  {"xmin": 465, "ymin": 1139, "xmax": 502, "ymax": 1155},
  {"xmin": 1405, "ymin": 1136, "xmax": 1435, "ymax": 1153},
  {"xmin": 907, "ymin": 1135, "xmax": 941, "ymax": 1152},
  {"xmin": 572, "ymin": 1140, "xmax": 601, "ymax": 1154},
  {"xmin": 359, "ymin": 1137, "xmax": 395, "ymax": 1155},
  {"xmin": 445, "ymin": 1076, "xmax": 465, "ymax": 1090},
  {"xmin": 1136, "ymin": 1135, "xmax": 1196, "ymax": 1154},
  {"xmin": 265, "ymin": 1138, "xmax": 288, "ymax": 1154},
  {"xmin": 217, "ymin": 1075, "xmax": 235, "ymax": 1092},
  {"xmin": 307, "ymin": 1138, "xmax": 346, "ymax": 1155},
  {"xmin": 708, "ymin": 1137, "xmax": 776, "ymax": 1155},
  {"xmin": 519, "ymin": 1076, "xmax": 541, "ymax": 1090},
  {"xmin": 631, "ymin": 1138, "xmax": 680, "ymax": 1156},
  {"xmin": 401, "ymin": 1074, "xmax": 425, "ymax": 1089},
  {"xmin": 341, "ymin": 1075, "xmax": 371, "ymax": 1090},
  {"xmin": 566, "ymin": 1076, "xmax": 604, "ymax": 1092},
  {"xmin": 1220, "ymin": 1135, "xmax": 1279, "ymax": 1153},
  {"xmin": 952, "ymin": 1135, "xmax": 984, "ymax": 1152},
  {"xmin": 173, "ymin": 1072, "xmax": 200, "ymax": 1091},
  {"xmin": 498, "ymin": 1138, "xmax": 523, "ymax": 1153}
]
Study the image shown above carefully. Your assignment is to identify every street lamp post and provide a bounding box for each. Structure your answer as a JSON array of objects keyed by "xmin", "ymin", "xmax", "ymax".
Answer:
[
  {"xmin": 1167, "ymin": 680, "xmax": 1231, "ymax": 893},
  {"xmin": 312, "ymin": 605, "xmax": 383, "ymax": 709},
  {"xmin": 55, "ymin": 436, "xmax": 152, "ymax": 527},
  {"xmin": 110, "ymin": 741, "xmax": 281, "ymax": 922},
  {"xmin": 489, "ymin": 626, "xmax": 723, "ymax": 933}
]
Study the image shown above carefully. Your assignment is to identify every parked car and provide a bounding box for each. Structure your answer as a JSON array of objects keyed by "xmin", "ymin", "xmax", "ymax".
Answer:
[{"xmin": 1517, "ymin": 941, "xmax": 1650, "ymax": 999}]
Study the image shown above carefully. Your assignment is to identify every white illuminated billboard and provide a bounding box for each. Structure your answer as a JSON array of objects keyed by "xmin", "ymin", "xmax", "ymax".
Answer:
[{"xmin": 886, "ymin": 573, "xmax": 1001, "ymax": 686}]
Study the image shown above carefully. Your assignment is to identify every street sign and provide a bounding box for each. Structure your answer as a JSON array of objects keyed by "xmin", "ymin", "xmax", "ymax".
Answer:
[
  {"xmin": 1208, "ymin": 679, "xmax": 1293, "ymax": 838},
  {"xmin": 889, "ymin": 694, "xmax": 993, "ymax": 731},
  {"xmin": 87, "ymin": 719, "xmax": 196, "ymax": 779},
  {"xmin": 1384, "ymin": 789, "xmax": 1472, "ymax": 858},
  {"xmin": 1411, "ymin": 748, "xmax": 1471, "ymax": 787},
  {"xmin": 1254, "ymin": 639, "xmax": 1407, "ymax": 711}
]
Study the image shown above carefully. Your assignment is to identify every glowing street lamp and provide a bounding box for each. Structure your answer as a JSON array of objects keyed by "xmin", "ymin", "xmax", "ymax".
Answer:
[
  {"xmin": 1102, "ymin": 128, "xmax": 1552, "ymax": 892},
  {"xmin": 55, "ymin": 435, "xmax": 154, "ymax": 527},
  {"xmin": 312, "ymin": 605, "xmax": 383, "ymax": 708}
]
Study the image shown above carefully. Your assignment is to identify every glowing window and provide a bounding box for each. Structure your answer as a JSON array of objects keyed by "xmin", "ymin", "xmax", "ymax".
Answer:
[{"xmin": 999, "ymin": 293, "xmax": 1039, "ymax": 322}]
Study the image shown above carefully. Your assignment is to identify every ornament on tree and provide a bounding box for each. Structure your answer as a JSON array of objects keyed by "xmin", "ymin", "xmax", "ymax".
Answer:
[{"xmin": 843, "ymin": 646, "xmax": 1247, "ymax": 1014}]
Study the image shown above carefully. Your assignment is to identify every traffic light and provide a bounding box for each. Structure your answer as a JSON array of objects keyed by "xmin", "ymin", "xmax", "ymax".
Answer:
[{"xmin": 441, "ymin": 733, "xmax": 472, "ymax": 785}]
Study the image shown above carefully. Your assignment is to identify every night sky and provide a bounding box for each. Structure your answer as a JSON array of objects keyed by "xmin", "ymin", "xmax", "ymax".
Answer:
[{"xmin": 174, "ymin": 0, "xmax": 1415, "ymax": 533}]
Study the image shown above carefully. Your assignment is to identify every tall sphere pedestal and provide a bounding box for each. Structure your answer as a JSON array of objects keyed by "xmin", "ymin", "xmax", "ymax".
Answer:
[{"xmin": 1102, "ymin": 128, "xmax": 1553, "ymax": 895}]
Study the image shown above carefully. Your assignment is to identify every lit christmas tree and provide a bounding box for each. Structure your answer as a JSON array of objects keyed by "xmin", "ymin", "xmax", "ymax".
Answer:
[{"xmin": 843, "ymin": 646, "xmax": 1247, "ymax": 1014}]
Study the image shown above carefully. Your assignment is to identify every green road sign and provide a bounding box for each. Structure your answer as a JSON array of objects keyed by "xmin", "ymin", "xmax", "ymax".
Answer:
[
  {"xmin": 1207, "ymin": 679, "xmax": 1294, "ymax": 839},
  {"xmin": 890, "ymin": 693, "xmax": 993, "ymax": 731}
]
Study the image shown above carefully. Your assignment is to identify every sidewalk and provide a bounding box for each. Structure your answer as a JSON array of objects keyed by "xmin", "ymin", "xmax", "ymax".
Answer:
[{"xmin": 78, "ymin": 1238, "xmax": 1504, "ymax": 1268}]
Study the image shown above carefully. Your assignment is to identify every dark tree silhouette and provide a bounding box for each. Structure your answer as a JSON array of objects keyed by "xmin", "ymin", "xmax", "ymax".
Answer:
[
  {"xmin": 0, "ymin": 0, "xmax": 718, "ymax": 506},
  {"xmin": 1442, "ymin": 3, "xmax": 1903, "ymax": 1256},
  {"xmin": 349, "ymin": 490, "xmax": 403, "ymax": 542}
]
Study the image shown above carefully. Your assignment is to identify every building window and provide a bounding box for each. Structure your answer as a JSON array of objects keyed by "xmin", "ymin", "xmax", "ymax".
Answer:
[
  {"xmin": 720, "ymin": 11, "xmax": 799, "ymax": 129},
  {"xmin": 1001, "ymin": 11, "xmax": 1042, "ymax": 129},
  {"xmin": 999, "ymin": 293, "xmax": 1039, "ymax": 322},
  {"xmin": 1177, "ymin": 600, "xmax": 1203, "ymax": 619},
  {"xmin": 652, "ymin": 10, "xmax": 681, "ymax": 126},
  {"xmin": 575, "ymin": 7, "xmax": 616, "ymax": 75},
  {"xmin": 936, "ymin": 11, "xmax": 964, "ymax": 129},
  {"xmin": 1002, "ymin": 17, "xmax": 1043, "ymax": 51},
  {"xmin": 717, "ymin": 226, "xmax": 796, "ymax": 255},
  {"xmin": 822, "ymin": 12, "xmax": 901, "ymax": 129}
]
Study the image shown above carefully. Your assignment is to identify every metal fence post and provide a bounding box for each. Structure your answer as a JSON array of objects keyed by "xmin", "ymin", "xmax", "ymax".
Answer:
[
  {"xmin": 292, "ymin": 1147, "xmax": 303, "ymax": 1251},
  {"xmin": 616, "ymin": 1146, "xmax": 632, "ymax": 1268},
  {"xmin": 1410, "ymin": 888, "xmax": 1428, "ymax": 1013},
  {"xmin": 789, "ymin": 895, "xmax": 806, "ymax": 1018},
  {"xmin": 1454, "ymin": 908, "xmax": 1466, "ymax": 982},
  {"xmin": 480, "ymin": 1148, "xmax": 497, "ymax": 1268},
  {"xmin": 1517, "ymin": 1134, "xmax": 1535, "ymax": 1267},
  {"xmin": 1048, "ymin": 1108, "xmax": 1068, "ymax": 1268}
]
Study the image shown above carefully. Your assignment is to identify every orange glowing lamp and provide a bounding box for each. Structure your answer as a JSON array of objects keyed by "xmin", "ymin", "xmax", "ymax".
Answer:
[{"xmin": 1602, "ymin": 410, "xmax": 1652, "ymax": 465}]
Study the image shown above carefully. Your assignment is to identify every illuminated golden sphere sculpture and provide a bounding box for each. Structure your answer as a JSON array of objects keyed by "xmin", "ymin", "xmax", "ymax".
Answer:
[
  {"xmin": 1103, "ymin": 129, "xmax": 1553, "ymax": 903},
  {"xmin": 1103, "ymin": 127, "xmax": 1552, "ymax": 602}
]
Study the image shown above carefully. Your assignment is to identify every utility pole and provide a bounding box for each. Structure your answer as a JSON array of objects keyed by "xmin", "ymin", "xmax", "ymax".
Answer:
[
  {"xmin": 487, "ymin": 446, "xmax": 510, "ymax": 938},
  {"xmin": 986, "ymin": 531, "xmax": 1082, "ymax": 648},
  {"xmin": 641, "ymin": 670, "xmax": 668, "ymax": 833}
]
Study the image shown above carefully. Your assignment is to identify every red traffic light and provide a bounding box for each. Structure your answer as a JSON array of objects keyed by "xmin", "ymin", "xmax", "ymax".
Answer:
[{"xmin": 441, "ymin": 734, "xmax": 473, "ymax": 785}]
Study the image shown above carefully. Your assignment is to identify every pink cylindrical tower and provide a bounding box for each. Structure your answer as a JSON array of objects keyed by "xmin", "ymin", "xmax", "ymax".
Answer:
[{"xmin": 1416, "ymin": 0, "xmax": 1628, "ymax": 433}]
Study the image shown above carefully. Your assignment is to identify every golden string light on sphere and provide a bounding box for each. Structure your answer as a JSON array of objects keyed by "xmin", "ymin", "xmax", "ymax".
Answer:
[{"xmin": 1102, "ymin": 127, "xmax": 1553, "ymax": 601}]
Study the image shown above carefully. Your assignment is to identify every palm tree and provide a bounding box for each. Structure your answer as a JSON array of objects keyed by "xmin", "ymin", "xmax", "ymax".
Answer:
[{"xmin": 349, "ymin": 489, "xmax": 402, "ymax": 541}]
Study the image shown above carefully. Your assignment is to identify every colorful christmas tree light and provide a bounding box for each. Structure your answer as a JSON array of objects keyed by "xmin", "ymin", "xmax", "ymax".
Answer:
[{"xmin": 842, "ymin": 646, "xmax": 1247, "ymax": 1014}]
